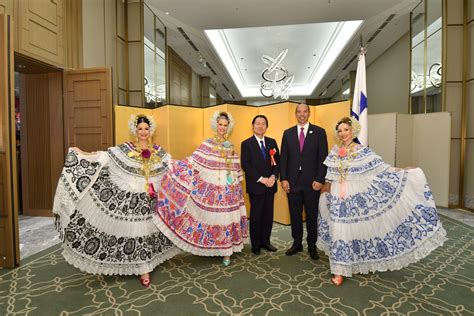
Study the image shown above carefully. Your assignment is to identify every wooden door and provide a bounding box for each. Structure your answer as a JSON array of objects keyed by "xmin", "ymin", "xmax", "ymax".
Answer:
[
  {"xmin": 63, "ymin": 68, "xmax": 114, "ymax": 152},
  {"xmin": 19, "ymin": 72, "xmax": 63, "ymax": 217},
  {"xmin": 0, "ymin": 14, "xmax": 19, "ymax": 268}
]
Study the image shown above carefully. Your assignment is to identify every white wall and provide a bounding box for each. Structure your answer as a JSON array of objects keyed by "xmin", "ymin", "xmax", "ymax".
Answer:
[
  {"xmin": 368, "ymin": 113, "xmax": 397, "ymax": 166},
  {"xmin": 368, "ymin": 112, "xmax": 450, "ymax": 207},
  {"xmin": 412, "ymin": 113, "xmax": 450, "ymax": 207},
  {"xmin": 367, "ymin": 33, "xmax": 410, "ymax": 114}
]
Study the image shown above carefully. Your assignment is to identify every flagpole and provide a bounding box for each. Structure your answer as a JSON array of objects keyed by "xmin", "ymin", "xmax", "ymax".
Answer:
[{"xmin": 351, "ymin": 44, "xmax": 368, "ymax": 146}]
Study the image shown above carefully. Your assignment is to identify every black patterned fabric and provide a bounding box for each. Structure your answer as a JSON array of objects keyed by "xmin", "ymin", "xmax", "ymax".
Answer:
[{"xmin": 53, "ymin": 146, "xmax": 179, "ymax": 276}]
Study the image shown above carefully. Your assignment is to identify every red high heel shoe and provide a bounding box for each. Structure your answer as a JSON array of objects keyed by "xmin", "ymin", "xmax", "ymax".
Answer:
[
  {"xmin": 139, "ymin": 274, "xmax": 151, "ymax": 288},
  {"xmin": 331, "ymin": 275, "xmax": 344, "ymax": 286}
]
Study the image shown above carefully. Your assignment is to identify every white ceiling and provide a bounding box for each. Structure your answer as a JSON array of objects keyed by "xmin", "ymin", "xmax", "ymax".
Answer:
[{"xmin": 146, "ymin": 0, "xmax": 419, "ymax": 101}]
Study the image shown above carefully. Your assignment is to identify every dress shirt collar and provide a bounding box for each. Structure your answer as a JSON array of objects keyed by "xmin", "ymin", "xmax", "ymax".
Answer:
[
  {"xmin": 297, "ymin": 122, "xmax": 310, "ymax": 136},
  {"xmin": 254, "ymin": 134, "xmax": 265, "ymax": 145}
]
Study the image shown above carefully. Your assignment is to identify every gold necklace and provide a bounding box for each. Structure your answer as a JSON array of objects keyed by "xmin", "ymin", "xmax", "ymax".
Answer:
[
  {"xmin": 213, "ymin": 135, "xmax": 234, "ymax": 184},
  {"xmin": 127, "ymin": 142, "xmax": 161, "ymax": 195},
  {"xmin": 337, "ymin": 142, "xmax": 357, "ymax": 183}
]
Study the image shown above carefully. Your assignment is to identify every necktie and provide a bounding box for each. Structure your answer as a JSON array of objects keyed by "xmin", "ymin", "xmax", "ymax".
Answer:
[
  {"xmin": 260, "ymin": 140, "xmax": 267, "ymax": 160},
  {"xmin": 299, "ymin": 127, "xmax": 305, "ymax": 152}
]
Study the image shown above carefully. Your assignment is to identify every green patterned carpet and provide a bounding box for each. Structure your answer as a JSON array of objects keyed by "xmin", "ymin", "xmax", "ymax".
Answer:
[{"xmin": 1, "ymin": 215, "xmax": 473, "ymax": 315}]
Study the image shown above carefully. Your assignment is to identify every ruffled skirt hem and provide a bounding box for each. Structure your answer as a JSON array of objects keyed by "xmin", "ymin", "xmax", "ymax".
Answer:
[
  {"xmin": 152, "ymin": 216, "xmax": 247, "ymax": 257},
  {"xmin": 317, "ymin": 225, "xmax": 447, "ymax": 277},
  {"xmin": 60, "ymin": 245, "xmax": 182, "ymax": 276}
]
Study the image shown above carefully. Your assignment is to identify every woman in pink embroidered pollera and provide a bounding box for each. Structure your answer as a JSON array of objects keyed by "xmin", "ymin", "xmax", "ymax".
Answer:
[{"xmin": 153, "ymin": 111, "xmax": 248, "ymax": 266}]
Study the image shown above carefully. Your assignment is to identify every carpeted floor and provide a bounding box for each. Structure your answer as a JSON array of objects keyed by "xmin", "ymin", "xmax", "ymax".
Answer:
[{"xmin": 1, "ymin": 215, "xmax": 473, "ymax": 315}]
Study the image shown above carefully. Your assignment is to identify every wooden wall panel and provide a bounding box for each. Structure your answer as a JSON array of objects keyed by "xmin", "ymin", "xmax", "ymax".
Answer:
[
  {"xmin": 16, "ymin": 0, "xmax": 66, "ymax": 66},
  {"xmin": 64, "ymin": 68, "xmax": 113, "ymax": 152},
  {"xmin": 20, "ymin": 73, "xmax": 63, "ymax": 216},
  {"xmin": 0, "ymin": 13, "xmax": 19, "ymax": 267},
  {"xmin": 65, "ymin": 0, "xmax": 82, "ymax": 68},
  {"xmin": 25, "ymin": 74, "xmax": 51, "ymax": 211},
  {"xmin": 48, "ymin": 72, "xmax": 64, "ymax": 204},
  {"xmin": 0, "ymin": 0, "xmax": 13, "ymax": 16},
  {"xmin": 0, "ymin": 152, "xmax": 6, "ymax": 220}
]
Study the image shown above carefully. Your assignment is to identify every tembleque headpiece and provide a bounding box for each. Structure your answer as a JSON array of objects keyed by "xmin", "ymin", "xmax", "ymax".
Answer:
[
  {"xmin": 210, "ymin": 111, "xmax": 235, "ymax": 135},
  {"xmin": 128, "ymin": 114, "xmax": 156, "ymax": 137},
  {"xmin": 334, "ymin": 116, "xmax": 361, "ymax": 140}
]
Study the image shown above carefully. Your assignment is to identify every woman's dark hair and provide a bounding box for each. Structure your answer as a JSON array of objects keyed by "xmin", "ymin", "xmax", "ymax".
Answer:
[
  {"xmin": 136, "ymin": 115, "xmax": 150, "ymax": 126},
  {"xmin": 252, "ymin": 115, "xmax": 268, "ymax": 127},
  {"xmin": 335, "ymin": 117, "xmax": 353, "ymax": 130},
  {"xmin": 217, "ymin": 112, "xmax": 230, "ymax": 123}
]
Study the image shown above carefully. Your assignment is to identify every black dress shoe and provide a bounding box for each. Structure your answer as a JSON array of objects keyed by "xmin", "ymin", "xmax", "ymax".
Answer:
[
  {"xmin": 251, "ymin": 247, "xmax": 261, "ymax": 255},
  {"xmin": 308, "ymin": 247, "xmax": 320, "ymax": 260},
  {"xmin": 262, "ymin": 244, "xmax": 277, "ymax": 252},
  {"xmin": 285, "ymin": 244, "xmax": 303, "ymax": 256}
]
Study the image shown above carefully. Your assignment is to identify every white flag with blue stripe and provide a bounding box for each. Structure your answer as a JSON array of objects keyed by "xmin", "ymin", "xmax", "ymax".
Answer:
[{"xmin": 351, "ymin": 48, "xmax": 368, "ymax": 146}]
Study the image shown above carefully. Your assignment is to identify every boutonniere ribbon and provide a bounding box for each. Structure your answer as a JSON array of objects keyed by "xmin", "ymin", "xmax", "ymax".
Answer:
[{"xmin": 269, "ymin": 148, "xmax": 277, "ymax": 166}]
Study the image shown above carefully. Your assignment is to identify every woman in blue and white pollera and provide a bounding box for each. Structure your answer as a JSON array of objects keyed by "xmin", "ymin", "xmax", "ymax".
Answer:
[{"xmin": 317, "ymin": 117, "xmax": 447, "ymax": 286}]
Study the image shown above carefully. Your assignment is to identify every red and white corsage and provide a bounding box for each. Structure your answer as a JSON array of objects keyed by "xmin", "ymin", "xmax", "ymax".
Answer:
[{"xmin": 269, "ymin": 148, "xmax": 277, "ymax": 166}]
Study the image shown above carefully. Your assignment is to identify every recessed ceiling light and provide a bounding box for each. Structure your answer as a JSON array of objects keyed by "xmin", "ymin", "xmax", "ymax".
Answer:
[{"xmin": 165, "ymin": 12, "xmax": 170, "ymax": 15}]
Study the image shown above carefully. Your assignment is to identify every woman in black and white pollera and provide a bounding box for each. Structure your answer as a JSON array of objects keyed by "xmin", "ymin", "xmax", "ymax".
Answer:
[{"xmin": 53, "ymin": 114, "xmax": 179, "ymax": 288}]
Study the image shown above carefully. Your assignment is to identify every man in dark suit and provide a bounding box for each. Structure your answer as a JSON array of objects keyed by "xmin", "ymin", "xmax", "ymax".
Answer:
[
  {"xmin": 241, "ymin": 115, "xmax": 280, "ymax": 255},
  {"xmin": 280, "ymin": 103, "xmax": 328, "ymax": 260}
]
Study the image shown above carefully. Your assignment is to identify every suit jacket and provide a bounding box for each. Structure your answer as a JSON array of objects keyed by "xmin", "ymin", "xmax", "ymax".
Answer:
[
  {"xmin": 241, "ymin": 136, "xmax": 280, "ymax": 194},
  {"xmin": 280, "ymin": 123, "xmax": 328, "ymax": 187}
]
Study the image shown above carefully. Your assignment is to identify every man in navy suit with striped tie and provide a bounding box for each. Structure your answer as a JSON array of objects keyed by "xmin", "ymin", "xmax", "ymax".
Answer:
[
  {"xmin": 280, "ymin": 103, "xmax": 328, "ymax": 260},
  {"xmin": 241, "ymin": 115, "xmax": 280, "ymax": 255}
]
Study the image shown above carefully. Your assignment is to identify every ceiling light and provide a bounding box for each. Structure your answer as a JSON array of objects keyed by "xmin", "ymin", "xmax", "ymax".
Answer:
[
  {"xmin": 205, "ymin": 20, "xmax": 363, "ymax": 98},
  {"xmin": 260, "ymin": 49, "xmax": 294, "ymax": 100}
]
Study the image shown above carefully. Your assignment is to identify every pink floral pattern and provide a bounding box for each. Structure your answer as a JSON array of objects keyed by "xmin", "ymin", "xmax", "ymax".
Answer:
[{"xmin": 154, "ymin": 139, "xmax": 248, "ymax": 255}]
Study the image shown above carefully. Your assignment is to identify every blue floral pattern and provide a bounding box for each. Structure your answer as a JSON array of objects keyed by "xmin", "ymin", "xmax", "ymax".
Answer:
[
  {"xmin": 318, "ymin": 199, "xmax": 441, "ymax": 264},
  {"xmin": 325, "ymin": 147, "xmax": 388, "ymax": 179},
  {"xmin": 325, "ymin": 170, "xmax": 408, "ymax": 223}
]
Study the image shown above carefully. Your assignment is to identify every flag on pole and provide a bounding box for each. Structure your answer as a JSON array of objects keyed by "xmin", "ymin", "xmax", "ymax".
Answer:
[{"xmin": 351, "ymin": 47, "xmax": 368, "ymax": 146}]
